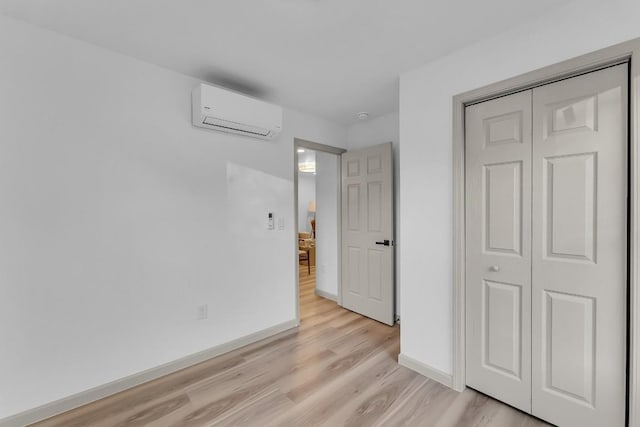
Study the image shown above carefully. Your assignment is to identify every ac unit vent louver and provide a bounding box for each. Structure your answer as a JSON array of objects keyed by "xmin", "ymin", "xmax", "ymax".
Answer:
[{"xmin": 202, "ymin": 116, "xmax": 272, "ymax": 137}]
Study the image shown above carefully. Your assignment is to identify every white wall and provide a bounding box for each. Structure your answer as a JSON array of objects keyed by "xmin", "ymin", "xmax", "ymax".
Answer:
[
  {"xmin": 0, "ymin": 14, "xmax": 347, "ymax": 420},
  {"xmin": 347, "ymin": 112, "xmax": 399, "ymax": 151},
  {"xmin": 315, "ymin": 152, "xmax": 339, "ymax": 298},
  {"xmin": 297, "ymin": 173, "xmax": 316, "ymax": 233},
  {"xmin": 399, "ymin": 0, "xmax": 640, "ymax": 375},
  {"xmin": 347, "ymin": 112, "xmax": 400, "ymax": 315}
]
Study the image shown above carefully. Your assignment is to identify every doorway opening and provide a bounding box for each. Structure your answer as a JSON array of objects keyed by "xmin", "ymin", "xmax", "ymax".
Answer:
[
  {"xmin": 294, "ymin": 138, "xmax": 396, "ymax": 326},
  {"xmin": 294, "ymin": 139, "xmax": 345, "ymax": 324}
]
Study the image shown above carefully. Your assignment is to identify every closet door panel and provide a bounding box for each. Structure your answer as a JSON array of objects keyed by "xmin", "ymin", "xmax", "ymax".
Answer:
[
  {"xmin": 465, "ymin": 90, "xmax": 532, "ymax": 413},
  {"xmin": 531, "ymin": 64, "xmax": 628, "ymax": 427}
]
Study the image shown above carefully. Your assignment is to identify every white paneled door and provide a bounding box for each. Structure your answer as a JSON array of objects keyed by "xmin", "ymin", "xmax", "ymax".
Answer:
[
  {"xmin": 341, "ymin": 142, "xmax": 394, "ymax": 326},
  {"xmin": 531, "ymin": 64, "xmax": 628, "ymax": 427},
  {"xmin": 465, "ymin": 90, "xmax": 533, "ymax": 413},
  {"xmin": 466, "ymin": 64, "xmax": 628, "ymax": 427}
]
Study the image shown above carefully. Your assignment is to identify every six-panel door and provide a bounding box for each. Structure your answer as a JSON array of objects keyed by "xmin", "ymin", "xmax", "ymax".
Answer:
[
  {"xmin": 341, "ymin": 142, "xmax": 394, "ymax": 326},
  {"xmin": 465, "ymin": 90, "xmax": 533, "ymax": 413},
  {"xmin": 466, "ymin": 64, "xmax": 628, "ymax": 427},
  {"xmin": 531, "ymin": 64, "xmax": 627, "ymax": 427}
]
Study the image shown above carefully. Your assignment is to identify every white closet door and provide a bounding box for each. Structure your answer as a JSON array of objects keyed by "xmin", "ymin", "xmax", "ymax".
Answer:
[
  {"xmin": 531, "ymin": 64, "xmax": 628, "ymax": 427},
  {"xmin": 465, "ymin": 90, "xmax": 533, "ymax": 412}
]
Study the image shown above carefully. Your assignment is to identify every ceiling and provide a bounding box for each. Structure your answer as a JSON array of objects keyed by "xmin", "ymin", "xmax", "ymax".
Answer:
[{"xmin": 0, "ymin": 0, "xmax": 574, "ymax": 124}]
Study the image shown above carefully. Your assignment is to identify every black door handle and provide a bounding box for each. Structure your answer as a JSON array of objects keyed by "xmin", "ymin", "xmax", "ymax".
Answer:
[{"xmin": 375, "ymin": 240, "xmax": 391, "ymax": 246}]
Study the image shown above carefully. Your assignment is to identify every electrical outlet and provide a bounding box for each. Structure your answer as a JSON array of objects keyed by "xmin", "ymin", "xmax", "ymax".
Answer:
[{"xmin": 196, "ymin": 304, "xmax": 208, "ymax": 320}]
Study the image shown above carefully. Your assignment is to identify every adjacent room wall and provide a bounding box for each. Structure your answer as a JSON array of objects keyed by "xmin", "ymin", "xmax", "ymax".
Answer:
[
  {"xmin": 0, "ymin": 14, "xmax": 347, "ymax": 420},
  {"xmin": 297, "ymin": 173, "xmax": 316, "ymax": 234},
  {"xmin": 346, "ymin": 112, "xmax": 400, "ymax": 316},
  {"xmin": 399, "ymin": 0, "xmax": 640, "ymax": 376},
  {"xmin": 315, "ymin": 152, "xmax": 339, "ymax": 299}
]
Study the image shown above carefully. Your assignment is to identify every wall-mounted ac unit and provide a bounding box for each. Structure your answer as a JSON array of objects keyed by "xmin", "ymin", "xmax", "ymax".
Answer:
[{"xmin": 192, "ymin": 84, "xmax": 283, "ymax": 140}]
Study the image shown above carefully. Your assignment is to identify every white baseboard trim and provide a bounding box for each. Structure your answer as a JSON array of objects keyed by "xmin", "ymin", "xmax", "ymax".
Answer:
[
  {"xmin": 398, "ymin": 353, "xmax": 454, "ymax": 389},
  {"xmin": 315, "ymin": 289, "xmax": 337, "ymax": 302},
  {"xmin": 0, "ymin": 319, "xmax": 298, "ymax": 427}
]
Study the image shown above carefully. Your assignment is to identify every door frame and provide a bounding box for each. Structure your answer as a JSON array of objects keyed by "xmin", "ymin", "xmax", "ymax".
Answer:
[
  {"xmin": 451, "ymin": 37, "xmax": 640, "ymax": 425},
  {"xmin": 293, "ymin": 138, "xmax": 346, "ymax": 324}
]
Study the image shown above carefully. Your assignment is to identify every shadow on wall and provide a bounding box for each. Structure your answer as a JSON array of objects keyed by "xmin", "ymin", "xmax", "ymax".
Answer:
[{"xmin": 226, "ymin": 162, "xmax": 291, "ymax": 238}]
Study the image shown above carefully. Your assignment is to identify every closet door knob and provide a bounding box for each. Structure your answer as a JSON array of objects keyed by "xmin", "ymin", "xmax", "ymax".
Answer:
[{"xmin": 489, "ymin": 265, "xmax": 501, "ymax": 272}]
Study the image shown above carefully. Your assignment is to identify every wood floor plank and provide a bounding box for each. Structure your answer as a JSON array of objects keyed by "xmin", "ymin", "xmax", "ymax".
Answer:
[
  {"xmin": 185, "ymin": 348, "xmax": 337, "ymax": 406},
  {"xmin": 33, "ymin": 265, "xmax": 550, "ymax": 427},
  {"xmin": 264, "ymin": 343, "xmax": 401, "ymax": 427},
  {"xmin": 113, "ymin": 394, "xmax": 191, "ymax": 427},
  {"xmin": 323, "ymin": 366, "xmax": 426, "ymax": 427},
  {"xmin": 372, "ymin": 378, "xmax": 459, "ymax": 427},
  {"xmin": 172, "ymin": 386, "xmax": 281, "ymax": 427},
  {"xmin": 211, "ymin": 389, "xmax": 294, "ymax": 427},
  {"xmin": 283, "ymin": 337, "xmax": 397, "ymax": 403}
]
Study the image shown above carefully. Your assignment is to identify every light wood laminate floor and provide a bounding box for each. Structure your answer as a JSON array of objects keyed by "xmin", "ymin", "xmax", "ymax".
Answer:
[{"xmin": 33, "ymin": 266, "xmax": 550, "ymax": 427}]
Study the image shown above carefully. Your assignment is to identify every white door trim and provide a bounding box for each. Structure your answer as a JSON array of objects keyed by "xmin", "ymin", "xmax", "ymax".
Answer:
[
  {"xmin": 293, "ymin": 138, "xmax": 346, "ymax": 324},
  {"xmin": 452, "ymin": 38, "xmax": 640, "ymax": 426}
]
